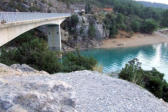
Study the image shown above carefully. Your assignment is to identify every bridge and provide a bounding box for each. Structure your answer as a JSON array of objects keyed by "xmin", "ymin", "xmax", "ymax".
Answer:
[{"xmin": 0, "ymin": 12, "xmax": 71, "ymax": 51}]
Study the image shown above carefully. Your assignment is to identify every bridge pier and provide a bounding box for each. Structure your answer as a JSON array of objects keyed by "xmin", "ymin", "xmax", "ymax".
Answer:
[{"xmin": 47, "ymin": 25, "xmax": 62, "ymax": 51}]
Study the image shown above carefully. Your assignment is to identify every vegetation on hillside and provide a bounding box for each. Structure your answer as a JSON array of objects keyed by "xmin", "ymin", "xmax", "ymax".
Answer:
[
  {"xmin": 0, "ymin": 31, "xmax": 97, "ymax": 74},
  {"xmin": 119, "ymin": 58, "xmax": 168, "ymax": 102},
  {"xmin": 62, "ymin": 0, "xmax": 168, "ymax": 38}
]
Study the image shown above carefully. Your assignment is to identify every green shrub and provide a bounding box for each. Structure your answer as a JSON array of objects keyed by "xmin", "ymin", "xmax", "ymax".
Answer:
[
  {"xmin": 119, "ymin": 58, "xmax": 144, "ymax": 86},
  {"xmin": 131, "ymin": 20, "xmax": 141, "ymax": 32},
  {"xmin": 88, "ymin": 23, "xmax": 96, "ymax": 38},
  {"xmin": 161, "ymin": 10, "xmax": 168, "ymax": 27},
  {"xmin": 62, "ymin": 50, "xmax": 97, "ymax": 72},
  {"xmin": 163, "ymin": 83, "xmax": 168, "ymax": 102},
  {"xmin": 0, "ymin": 31, "xmax": 97, "ymax": 74},
  {"xmin": 62, "ymin": 15, "xmax": 79, "ymax": 34},
  {"xmin": 140, "ymin": 19, "xmax": 158, "ymax": 33},
  {"xmin": 0, "ymin": 37, "xmax": 62, "ymax": 74},
  {"xmin": 119, "ymin": 58, "xmax": 168, "ymax": 102},
  {"xmin": 103, "ymin": 13, "xmax": 118, "ymax": 38}
]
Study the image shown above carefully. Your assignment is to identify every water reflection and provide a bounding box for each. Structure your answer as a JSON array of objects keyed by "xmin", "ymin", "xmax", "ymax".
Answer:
[{"xmin": 80, "ymin": 43, "xmax": 168, "ymax": 81}]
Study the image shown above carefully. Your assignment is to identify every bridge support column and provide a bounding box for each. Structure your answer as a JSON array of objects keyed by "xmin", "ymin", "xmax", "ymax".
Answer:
[{"xmin": 47, "ymin": 25, "xmax": 62, "ymax": 51}]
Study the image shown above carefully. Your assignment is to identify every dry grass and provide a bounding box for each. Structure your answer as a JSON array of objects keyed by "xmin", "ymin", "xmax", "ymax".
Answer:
[{"xmin": 93, "ymin": 64, "xmax": 103, "ymax": 73}]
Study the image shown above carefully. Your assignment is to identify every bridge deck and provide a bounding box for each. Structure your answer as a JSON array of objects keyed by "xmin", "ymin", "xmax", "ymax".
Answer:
[{"xmin": 0, "ymin": 12, "xmax": 70, "ymax": 24}]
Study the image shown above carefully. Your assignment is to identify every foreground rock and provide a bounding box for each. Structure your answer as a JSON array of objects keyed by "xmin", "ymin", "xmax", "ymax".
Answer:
[
  {"xmin": 0, "ymin": 64, "xmax": 168, "ymax": 112},
  {"xmin": 0, "ymin": 63, "xmax": 48, "ymax": 76},
  {"xmin": 55, "ymin": 71, "xmax": 168, "ymax": 112},
  {"xmin": 0, "ymin": 75, "xmax": 76, "ymax": 112}
]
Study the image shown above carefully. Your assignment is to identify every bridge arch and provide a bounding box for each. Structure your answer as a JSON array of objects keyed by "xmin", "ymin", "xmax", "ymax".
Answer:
[{"xmin": 0, "ymin": 13, "xmax": 70, "ymax": 51}]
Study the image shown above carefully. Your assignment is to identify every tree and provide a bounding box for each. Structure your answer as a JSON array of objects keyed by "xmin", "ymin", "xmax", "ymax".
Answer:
[
  {"xmin": 62, "ymin": 15, "xmax": 79, "ymax": 34},
  {"xmin": 103, "ymin": 13, "xmax": 118, "ymax": 38},
  {"xmin": 85, "ymin": 0, "xmax": 92, "ymax": 14},
  {"xmin": 140, "ymin": 19, "xmax": 158, "ymax": 33},
  {"xmin": 88, "ymin": 23, "xmax": 96, "ymax": 38},
  {"xmin": 161, "ymin": 10, "xmax": 168, "ymax": 27},
  {"xmin": 119, "ymin": 58, "xmax": 168, "ymax": 102},
  {"xmin": 116, "ymin": 13, "xmax": 126, "ymax": 30},
  {"xmin": 62, "ymin": 50, "xmax": 97, "ymax": 72},
  {"xmin": 131, "ymin": 20, "xmax": 141, "ymax": 32},
  {"xmin": 85, "ymin": 3, "xmax": 92, "ymax": 14}
]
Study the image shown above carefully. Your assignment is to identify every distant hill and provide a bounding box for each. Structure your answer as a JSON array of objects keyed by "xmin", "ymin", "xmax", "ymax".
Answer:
[{"xmin": 137, "ymin": 1, "xmax": 168, "ymax": 9}]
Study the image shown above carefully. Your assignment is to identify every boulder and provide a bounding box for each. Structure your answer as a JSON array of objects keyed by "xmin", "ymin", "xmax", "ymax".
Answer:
[
  {"xmin": 0, "ymin": 75, "xmax": 77, "ymax": 112},
  {"xmin": 10, "ymin": 64, "xmax": 38, "ymax": 73}
]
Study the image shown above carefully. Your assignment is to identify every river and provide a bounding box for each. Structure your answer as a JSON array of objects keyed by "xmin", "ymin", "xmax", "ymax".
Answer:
[{"xmin": 80, "ymin": 43, "xmax": 168, "ymax": 81}]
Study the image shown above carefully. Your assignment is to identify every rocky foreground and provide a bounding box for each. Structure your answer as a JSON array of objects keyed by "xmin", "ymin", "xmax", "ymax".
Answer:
[{"xmin": 0, "ymin": 64, "xmax": 168, "ymax": 112}]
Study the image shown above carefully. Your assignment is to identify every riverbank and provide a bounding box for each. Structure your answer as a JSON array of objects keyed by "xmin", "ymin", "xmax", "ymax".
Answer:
[{"xmin": 100, "ymin": 31, "xmax": 168, "ymax": 49}]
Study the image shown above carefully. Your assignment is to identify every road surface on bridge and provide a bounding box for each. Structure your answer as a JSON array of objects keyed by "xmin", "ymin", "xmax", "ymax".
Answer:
[{"xmin": 0, "ymin": 12, "xmax": 70, "ymax": 24}]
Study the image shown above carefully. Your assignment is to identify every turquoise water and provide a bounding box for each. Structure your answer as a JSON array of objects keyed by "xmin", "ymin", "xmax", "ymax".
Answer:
[{"xmin": 80, "ymin": 43, "xmax": 168, "ymax": 81}]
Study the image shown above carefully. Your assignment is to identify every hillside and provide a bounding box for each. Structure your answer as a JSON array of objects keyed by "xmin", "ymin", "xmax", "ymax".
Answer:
[{"xmin": 137, "ymin": 1, "xmax": 168, "ymax": 9}]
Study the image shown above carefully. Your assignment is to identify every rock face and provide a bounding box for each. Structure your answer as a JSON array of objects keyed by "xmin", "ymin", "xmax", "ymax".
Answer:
[
  {"xmin": 0, "ymin": 74, "xmax": 76, "ymax": 112},
  {"xmin": 0, "ymin": 0, "xmax": 83, "ymax": 13},
  {"xmin": 63, "ymin": 14, "xmax": 107, "ymax": 50},
  {"xmin": 0, "ymin": 0, "xmax": 64, "ymax": 12}
]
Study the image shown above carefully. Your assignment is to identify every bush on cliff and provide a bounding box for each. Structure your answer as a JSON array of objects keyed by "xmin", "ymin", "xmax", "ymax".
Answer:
[
  {"xmin": 119, "ymin": 58, "xmax": 168, "ymax": 102},
  {"xmin": 62, "ymin": 14, "xmax": 79, "ymax": 34}
]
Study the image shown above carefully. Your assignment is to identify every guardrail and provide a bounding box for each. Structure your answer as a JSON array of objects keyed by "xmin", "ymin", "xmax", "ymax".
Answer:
[{"xmin": 0, "ymin": 12, "xmax": 71, "ymax": 24}]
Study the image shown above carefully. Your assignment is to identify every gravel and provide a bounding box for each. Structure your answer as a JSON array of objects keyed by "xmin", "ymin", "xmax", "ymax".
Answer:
[{"xmin": 54, "ymin": 70, "xmax": 168, "ymax": 112}]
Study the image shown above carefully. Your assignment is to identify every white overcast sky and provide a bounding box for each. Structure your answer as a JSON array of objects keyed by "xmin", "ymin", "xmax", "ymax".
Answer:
[{"xmin": 135, "ymin": 0, "xmax": 168, "ymax": 4}]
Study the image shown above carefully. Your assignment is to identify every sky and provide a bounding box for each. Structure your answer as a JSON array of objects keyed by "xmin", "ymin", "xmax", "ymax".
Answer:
[{"xmin": 135, "ymin": 0, "xmax": 168, "ymax": 5}]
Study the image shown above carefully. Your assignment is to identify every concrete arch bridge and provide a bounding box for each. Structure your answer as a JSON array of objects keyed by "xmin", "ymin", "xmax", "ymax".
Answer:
[{"xmin": 0, "ymin": 12, "xmax": 71, "ymax": 51}]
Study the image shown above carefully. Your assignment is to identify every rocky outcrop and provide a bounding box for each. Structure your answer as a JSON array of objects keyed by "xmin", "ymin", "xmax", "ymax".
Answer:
[
  {"xmin": 63, "ymin": 14, "xmax": 108, "ymax": 50},
  {"xmin": 0, "ymin": 63, "xmax": 77, "ymax": 112},
  {"xmin": 0, "ymin": 77, "xmax": 76, "ymax": 112},
  {"xmin": 0, "ymin": 63, "xmax": 48, "ymax": 76},
  {"xmin": 0, "ymin": 0, "xmax": 65, "ymax": 12},
  {"xmin": 0, "ymin": 64, "xmax": 168, "ymax": 112},
  {"xmin": 0, "ymin": 0, "xmax": 83, "ymax": 13}
]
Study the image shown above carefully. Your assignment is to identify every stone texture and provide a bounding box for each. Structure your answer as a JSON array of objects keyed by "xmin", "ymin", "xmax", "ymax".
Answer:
[
  {"xmin": 0, "ymin": 63, "xmax": 48, "ymax": 76},
  {"xmin": 55, "ymin": 70, "xmax": 168, "ymax": 112},
  {"xmin": 0, "ymin": 75, "xmax": 77, "ymax": 112},
  {"xmin": 0, "ymin": 63, "xmax": 168, "ymax": 112},
  {"xmin": 11, "ymin": 64, "xmax": 38, "ymax": 72}
]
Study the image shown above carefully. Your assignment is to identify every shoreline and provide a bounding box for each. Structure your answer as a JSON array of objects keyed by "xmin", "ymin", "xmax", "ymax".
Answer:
[
  {"xmin": 100, "ymin": 32, "xmax": 168, "ymax": 49},
  {"xmin": 64, "ymin": 31, "xmax": 168, "ymax": 52}
]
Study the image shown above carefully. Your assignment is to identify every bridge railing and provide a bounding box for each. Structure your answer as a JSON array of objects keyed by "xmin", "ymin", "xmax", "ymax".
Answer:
[{"xmin": 0, "ymin": 12, "xmax": 71, "ymax": 24}]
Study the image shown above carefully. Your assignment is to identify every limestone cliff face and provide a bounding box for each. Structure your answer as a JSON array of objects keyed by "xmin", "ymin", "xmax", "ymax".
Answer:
[
  {"xmin": 62, "ymin": 14, "xmax": 108, "ymax": 50},
  {"xmin": 0, "ymin": 0, "xmax": 84, "ymax": 13}
]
